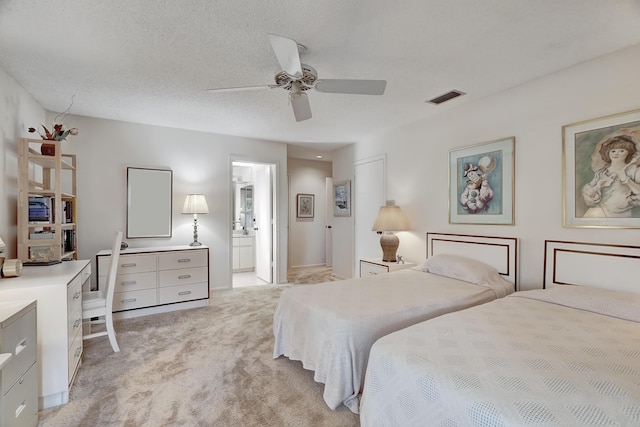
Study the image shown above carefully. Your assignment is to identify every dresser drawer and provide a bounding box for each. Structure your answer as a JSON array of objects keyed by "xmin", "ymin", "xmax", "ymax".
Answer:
[
  {"xmin": 159, "ymin": 282, "xmax": 209, "ymax": 304},
  {"xmin": 107, "ymin": 271, "xmax": 157, "ymax": 293},
  {"xmin": 66, "ymin": 274, "xmax": 83, "ymax": 350},
  {"xmin": 67, "ymin": 334, "xmax": 82, "ymax": 385},
  {"xmin": 113, "ymin": 289, "xmax": 158, "ymax": 312},
  {"xmin": 1, "ymin": 363, "xmax": 38, "ymax": 427},
  {"xmin": 0, "ymin": 308, "xmax": 36, "ymax": 396},
  {"xmin": 158, "ymin": 266, "xmax": 208, "ymax": 287},
  {"xmin": 360, "ymin": 261, "xmax": 389, "ymax": 277},
  {"xmin": 99, "ymin": 253, "xmax": 157, "ymax": 276},
  {"xmin": 158, "ymin": 250, "xmax": 207, "ymax": 271}
]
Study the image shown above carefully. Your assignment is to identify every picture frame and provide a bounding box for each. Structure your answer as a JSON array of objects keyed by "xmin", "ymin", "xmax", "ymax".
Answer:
[
  {"xmin": 449, "ymin": 137, "xmax": 515, "ymax": 225},
  {"xmin": 333, "ymin": 180, "xmax": 351, "ymax": 217},
  {"xmin": 296, "ymin": 193, "xmax": 314, "ymax": 219},
  {"xmin": 563, "ymin": 108, "xmax": 640, "ymax": 228}
]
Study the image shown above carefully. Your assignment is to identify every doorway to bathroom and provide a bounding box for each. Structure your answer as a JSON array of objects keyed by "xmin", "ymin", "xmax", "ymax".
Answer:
[{"xmin": 231, "ymin": 161, "xmax": 275, "ymax": 288}]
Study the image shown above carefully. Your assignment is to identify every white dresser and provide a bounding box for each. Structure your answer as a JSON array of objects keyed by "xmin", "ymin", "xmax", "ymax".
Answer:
[
  {"xmin": 359, "ymin": 259, "xmax": 416, "ymax": 278},
  {"xmin": 0, "ymin": 261, "xmax": 90, "ymax": 410},
  {"xmin": 0, "ymin": 300, "xmax": 38, "ymax": 427},
  {"xmin": 96, "ymin": 246, "xmax": 209, "ymax": 319}
]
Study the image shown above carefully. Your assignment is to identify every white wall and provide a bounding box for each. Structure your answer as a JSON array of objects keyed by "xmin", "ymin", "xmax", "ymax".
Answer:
[
  {"xmin": 0, "ymin": 67, "xmax": 46, "ymax": 259},
  {"xmin": 331, "ymin": 144, "xmax": 355, "ymax": 279},
  {"xmin": 288, "ymin": 158, "xmax": 332, "ymax": 268},
  {"xmin": 0, "ymin": 80, "xmax": 289, "ymax": 288},
  {"xmin": 342, "ymin": 43, "xmax": 640, "ymax": 290},
  {"xmin": 56, "ymin": 114, "xmax": 289, "ymax": 289}
]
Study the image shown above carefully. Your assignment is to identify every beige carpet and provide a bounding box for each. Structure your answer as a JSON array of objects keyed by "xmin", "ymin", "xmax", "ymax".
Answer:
[{"xmin": 38, "ymin": 269, "xmax": 358, "ymax": 426}]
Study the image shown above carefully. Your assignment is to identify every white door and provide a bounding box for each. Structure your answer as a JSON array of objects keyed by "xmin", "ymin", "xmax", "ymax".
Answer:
[
  {"xmin": 325, "ymin": 177, "xmax": 333, "ymax": 267},
  {"xmin": 354, "ymin": 155, "xmax": 386, "ymax": 268},
  {"xmin": 254, "ymin": 164, "xmax": 273, "ymax": 283}
]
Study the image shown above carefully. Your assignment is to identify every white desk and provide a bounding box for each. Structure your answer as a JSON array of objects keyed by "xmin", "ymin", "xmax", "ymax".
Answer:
[{"xmin": 0, "ymin": 260, "xmax": 90, "ymax": 409}]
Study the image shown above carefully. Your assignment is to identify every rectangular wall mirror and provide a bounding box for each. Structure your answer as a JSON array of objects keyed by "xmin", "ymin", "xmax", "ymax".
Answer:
[{"xmin": 127, "ymin": 167, "xmax": 173, "ymax": 238}]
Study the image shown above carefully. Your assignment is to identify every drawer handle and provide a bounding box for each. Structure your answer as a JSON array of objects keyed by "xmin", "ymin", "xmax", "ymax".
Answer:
[
  {"xmin": 75, "ymin": 346, "xmax": 82, "ymax": 357},
  {"xmin": 178, "ymin": 258, "xmax": 191, "ymax": 263},
  {"xmin": 73, "ymin": 291, "xmax": 81, "ymax": 299},
  {"xmin": 122, "ymin": 298, "xmax": 137, "ymax": 303},
  {"xmin": 178, "ymin": 274, "xmax": 191, "ymax": 279},
  {"xmin": 15, "ymin": 400, "xmax": 27, "ymax": 418},
  {"xmin": 121, "ymin": 280, "xmax": 137, "ymax": 286},
  {"xmin": 370, "ymin": 272, "xmax": 378, "ymax": 275},
  {"xmin": 15, "ymin": 338, "xmax": 27, "ymax": 356},
  {"xmin": 121, "ymin": 263, "xmax": 137, "ymax": 268},
  {"xmin": 74, "ymin": 319, "xmax": 81, "ymax": 328},
  {"xmin": 178, "ymin": 291, "xmax": 192, "ymax": 296}
]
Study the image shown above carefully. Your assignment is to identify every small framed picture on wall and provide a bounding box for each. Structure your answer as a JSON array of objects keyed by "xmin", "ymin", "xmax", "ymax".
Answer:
[
  {"xmin": 296, "ymin": 193, "xmax": 314, "ymax": 219},
  {"xmin": 333, "ymin": 180, "xmax": 351, "ymax": 217}
]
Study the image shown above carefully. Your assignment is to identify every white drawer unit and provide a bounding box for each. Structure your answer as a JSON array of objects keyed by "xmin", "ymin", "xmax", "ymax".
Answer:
[
  {"xmin": 232, "ymin": 236, "xmax": 254, "ymax": 272},
  {"xmin": 359, "ymin": 259, "xmax": 416, "ymax": 278},
  {"xmin": 0, "ymin": 261, "xmax": 91, "ymax": 410},
  {"xmin": 0, "ymin": 300, "xmax": 38, "ymax": 427},
  {"xmin": 96, "ymin": 245, "xmax": 210, "ymax": 319}
]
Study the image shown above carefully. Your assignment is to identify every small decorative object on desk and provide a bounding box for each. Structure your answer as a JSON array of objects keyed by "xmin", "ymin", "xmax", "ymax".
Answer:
[
  {"xmin": 1, "ymin": 259, "xmax": 23, "ymax": 277},
  {"xmin": 396, "ymin": 255, "xmax": 404, "ymax": 264}
]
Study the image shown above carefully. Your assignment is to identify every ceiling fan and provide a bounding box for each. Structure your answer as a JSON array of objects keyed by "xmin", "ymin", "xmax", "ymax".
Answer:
[{"xmin": 207, "ymin": 34, "xmax": 387, "ymax": 122}]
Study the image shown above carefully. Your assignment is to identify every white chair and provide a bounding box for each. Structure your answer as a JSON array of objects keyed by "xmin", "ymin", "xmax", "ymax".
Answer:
[{"xmin": 82, "ymin": 230, "xmax": 123, "ymax": 352}]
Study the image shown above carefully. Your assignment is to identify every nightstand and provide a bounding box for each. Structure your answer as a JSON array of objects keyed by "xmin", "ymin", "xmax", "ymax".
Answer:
[{"xmin": 359, "ymin": 259, "xmax": 416, "ymax": 278}]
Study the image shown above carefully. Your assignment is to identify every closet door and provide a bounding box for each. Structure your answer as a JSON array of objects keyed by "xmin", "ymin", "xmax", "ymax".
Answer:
[
  {"xmin": 354, "ymin": 155, "xmax": 386, "ymax": 273},
  {"xmin": 254, "ymin": 164, "xmax": 273, "ymax": 283}
]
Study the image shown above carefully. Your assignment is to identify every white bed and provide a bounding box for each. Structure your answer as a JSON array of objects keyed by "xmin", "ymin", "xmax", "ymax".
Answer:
[
  {"xmin": 360, "ymin": 240, "xmax": 640, "ymax": 426},
  {"xmin": 273, "ymin": 233, "xmax": 518, "ymax": 413}
]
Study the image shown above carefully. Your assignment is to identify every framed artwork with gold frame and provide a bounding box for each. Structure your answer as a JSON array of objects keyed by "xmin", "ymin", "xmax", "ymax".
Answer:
[
  {"xmin": 449, "ymin": 137, "xmax": 515, "ymax": 225},
  {"xmin": 563, "ymin": 108, "xmax": 640, "ymax": 228}
]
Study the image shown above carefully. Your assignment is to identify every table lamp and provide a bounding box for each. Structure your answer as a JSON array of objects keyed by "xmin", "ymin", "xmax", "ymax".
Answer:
[
  {"xmin": 182, "ymin": 194, "xmax": 209, "ymax": 246},
  {"xmin": 371, "ymin": 200, "xmax": 409, "ymax": 262}
]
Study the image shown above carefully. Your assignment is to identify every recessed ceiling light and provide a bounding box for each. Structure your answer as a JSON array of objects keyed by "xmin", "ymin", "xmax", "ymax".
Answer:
[{"xmin": 315, "ymin": 155, "xmax": 323, "ymax": 159}]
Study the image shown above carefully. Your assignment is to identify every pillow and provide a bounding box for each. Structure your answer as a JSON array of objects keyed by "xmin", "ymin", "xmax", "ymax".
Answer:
[{"xmin": 420, "ymin": 253, "xmax": 513, "ymax": 297}]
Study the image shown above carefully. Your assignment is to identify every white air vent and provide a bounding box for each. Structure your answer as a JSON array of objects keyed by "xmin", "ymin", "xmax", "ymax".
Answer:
[{"xmin": 427, "ymin": 90, "xmax": 466, "ymax": 105}]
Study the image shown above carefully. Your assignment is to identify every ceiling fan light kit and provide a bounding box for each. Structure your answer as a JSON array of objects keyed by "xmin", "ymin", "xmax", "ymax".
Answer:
[{"xmin": 208, "ymin": 34, "xmax": 387, "ymax": 122}]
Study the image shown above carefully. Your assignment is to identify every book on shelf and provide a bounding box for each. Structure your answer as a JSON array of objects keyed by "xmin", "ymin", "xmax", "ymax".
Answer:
[{"xmin": 63, "ymin": 229, "xmax": 76, "ymax": 252}]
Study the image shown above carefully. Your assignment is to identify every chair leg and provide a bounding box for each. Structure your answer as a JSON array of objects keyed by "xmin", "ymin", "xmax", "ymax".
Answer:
[{"xmin": 105, "ymin": 313, "xmax": 120, "ymax": 353}]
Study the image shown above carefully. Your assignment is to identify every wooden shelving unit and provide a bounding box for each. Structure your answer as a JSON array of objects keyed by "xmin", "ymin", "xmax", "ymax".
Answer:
[{"xmin": 17, "ymin": 138, "xmax": 77, "ymax": 264}]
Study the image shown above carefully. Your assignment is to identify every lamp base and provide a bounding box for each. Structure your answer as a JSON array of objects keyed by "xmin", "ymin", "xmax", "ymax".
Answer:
[
  {"xmin": 189, "ymin": 241, "xmax": 203, "ymax": 246},
  {"xmin": 379, "ymin": 231, "xmax": 399, "ymax": 262}
]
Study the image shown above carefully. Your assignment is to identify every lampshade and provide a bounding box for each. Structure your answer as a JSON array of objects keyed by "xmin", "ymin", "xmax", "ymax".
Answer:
[
  {"xmin": 182, "ymin": 194, "xmax": 209, "ymax": 215},
  {"xmin": 372, "ymin": 201, "xmax": 409, "ymax": 263},
  {"xmin": 372, "ymin": 201, "xmax": 409, "ymax": 232},
  {"xmin": 0, "ymin": 235, "xmax": 5, "ymax": 253}
]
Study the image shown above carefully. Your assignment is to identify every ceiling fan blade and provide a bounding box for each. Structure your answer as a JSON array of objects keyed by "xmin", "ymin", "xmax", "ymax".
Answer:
[
  {"xmin": 267, "ymin": 33, "xmax": 303, "ymax": 79},
  {"xmin": 290, "ymin": 92, "xmax": 312, "ymax": 122},
  {"xmin": 207, "ymin": 85, "xmax": 278, "ymax": 93},
  {"xmin": 314, "ymin": 79, "xmax": 387, "ymax": 95}
]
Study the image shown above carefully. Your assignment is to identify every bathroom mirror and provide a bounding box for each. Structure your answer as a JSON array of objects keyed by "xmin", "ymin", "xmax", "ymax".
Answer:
[{"xmin": 127, "ymin": 167, "xmax": 173, "ymax": 238}]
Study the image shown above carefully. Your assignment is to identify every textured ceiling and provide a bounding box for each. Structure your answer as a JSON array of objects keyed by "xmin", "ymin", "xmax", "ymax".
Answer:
[{"xmin": 2, "ymin": 0, "xmax": 640, "ymax": 149}]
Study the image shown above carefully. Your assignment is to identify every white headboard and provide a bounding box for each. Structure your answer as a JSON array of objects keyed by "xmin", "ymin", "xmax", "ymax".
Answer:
[
  {"xmin": 426, "ymin": 232, "xmax": 518, "ymax": 290},
  {"xmin": 544, "ymin": 240, "xmax": 640, "ymax": 294}
]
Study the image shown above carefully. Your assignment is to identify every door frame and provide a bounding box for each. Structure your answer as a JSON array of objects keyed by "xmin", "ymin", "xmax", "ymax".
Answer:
[{"xmin": 230, "ymin": 157, "xmax": 278, "ymax": 287}]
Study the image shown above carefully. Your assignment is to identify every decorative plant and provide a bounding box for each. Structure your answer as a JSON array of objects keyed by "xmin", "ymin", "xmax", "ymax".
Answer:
[
  {"xmin": 28, "ymin": 95, "xmax": 79, "ymax": 141},
  {"xmin": 29, "ymin": 124, "xmax": 79, "ymax": 141}
]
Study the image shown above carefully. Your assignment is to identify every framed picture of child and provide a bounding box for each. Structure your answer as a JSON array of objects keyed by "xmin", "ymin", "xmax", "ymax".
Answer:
[
  {"xmin": 563, "ymin": 109, "xmax": 640, "ymax": 228},
  {"xmin": 449, "ymin": 137, "xmax": 515, "ymax": 225}
]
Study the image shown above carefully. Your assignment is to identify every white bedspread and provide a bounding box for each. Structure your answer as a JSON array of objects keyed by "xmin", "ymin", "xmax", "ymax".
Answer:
[
  {"xmin": 360, "ymin": 286, "xmax": 640, "ymax": 426},
  {"xmin": 273, "ymin": 269, "xmax": 506, "ymax": 413}
]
